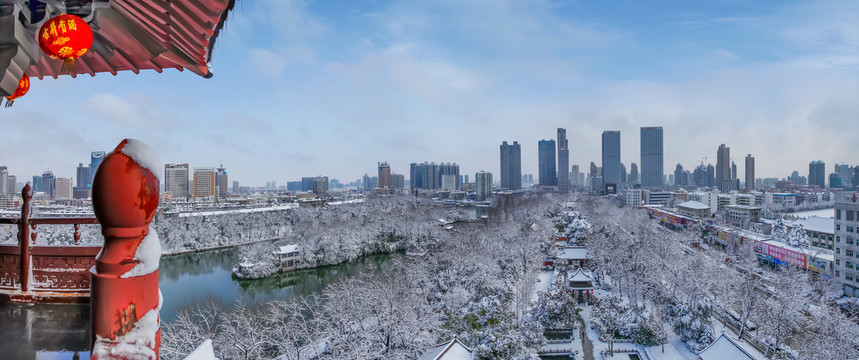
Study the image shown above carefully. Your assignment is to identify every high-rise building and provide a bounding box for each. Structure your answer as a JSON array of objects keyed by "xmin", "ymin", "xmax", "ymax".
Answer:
[
  {"xmin": 215, "ymin": 164, "xmax": 228, "ymax": 198},
  {"xmin": 0, "ymin": 166, "xmax": 7, "ymax": 195},
  {"xmin": 830, "ymin": 173, "xmax": 843, "ymax": 189},
  {"xmin": 601, "ymin": 131, "xmax": 621, "ymax": 185},
  {"xmin": 476, "ymin": 171, "xmax": 493, "ymax": 201},
  {"xmin": 809, "ymin": 161, "xmax": 826, "ymax": 188},
  {"xmin": 500, "ymin": 141, "xmax": 521, "ymax": 190},
  {"xmin": 838, "ymin": 164, "xmax": 852, "ymax": 187},
  {"xmin": 571, "ymin": 165, "xmax": 580, "ymax": 187},
  {"xmin": 557, "ymin": 128, "xmax": 570, "ymax": 193},
  {"xmin": 378, "ymin": 162, "xmax": 392, "ymax": 189},
  {"xmin": 302, "ymin": 177, "xmax": 315, "ymax": 191},
  {"xmin": 640, "ymin": 127, "xmax": 663, "ymax": 189},
  {"xmin": 673, "ymin": 164, "xmax": 684, "ymax": 186},
  {"xmin": 409, "ymin": 162, "xmax": 444, "ymax": 190},
  {"xmin": 731, "ymin": 161, "xmax": 738, "ymax": 182},
  {"xmin": 590, "ymin": 162, "xmax": 598, "ymax": 178},
  {"xmin": 55, "ymin": 178, "xmax": 73, "ymax": 199},
  {"xmin": 165, "ymin": 164, "xmax": 190, "ymax": 198},
  {"xmin": 538, "ymin": 139, "xmax": 557, "ymax": 186},
  {"xmin": 6, "ymin": 175, "xmax": 16, "ymax": 194},
  {"xmin": 90, "ymin": 151, "xmax": 106, "ymax": 187},
  {"xmin": 706, "ymin": 164, "xmax": 715, "ymax": 187},
  {"xmin": 392, "ymin": 174, "xmax": 405, "ymax": 190},
  {"xmin": 193, "ymin": 167, "xmax": 216, "ymax": 199},
  {"xmin": 75, "ymin": 163, "xmax": 90, "ymax": 188},
  {"xmin": 629, "ymin": 163, "xmax": 639, "ymax": 183},
  {"xmin": 312, "ymin": 176, "xmax": 328, "ymax": 195},
  {"xmin": 835, "ymin": 192, "xmax": 859, "ymax": 295},
  {"xmin": 438, "ymin": 163, "xmax": 460, "ymax": 189},
  {"xmin": 232, "ymin": 181, "xmax": 240, "ymax": 194},
  {"xmin": 620, "ymin": 163, "xmax": 627, "ymax": 184},
  {"xmin": 441, "ymin": 174, "xmax": 457, "ymax": 191},
  {"xmin": 41, "ymin": 170, "xmax": 55, "ymax": 199},
  {"xmin": 745, "ymin": 154, "xmax": 755, "ymax": 192},
  {"xmin": 32, "ymin": 175, "xmax": 42, "ymax": 193},
  {"xmin": 716, "ymin": 144, "xmax": 732, "ymax": 193}
]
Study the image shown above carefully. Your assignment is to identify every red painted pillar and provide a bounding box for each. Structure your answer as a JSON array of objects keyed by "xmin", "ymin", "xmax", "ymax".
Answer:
[
  {"xmin": 18, "ymin": 184, "xmax": 31, "ymax": 292},
  {"xmin": 90, "ymin": 139, "xmax": 162, "ymax": 360}
]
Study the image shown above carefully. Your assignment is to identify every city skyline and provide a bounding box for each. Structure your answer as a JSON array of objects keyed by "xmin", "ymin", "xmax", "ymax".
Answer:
[
  {"xmin": 2, "ymin": 129, "xmax": 857, "ymax": 189},
  {"xmin": 0, "ymin": 1, "xmax": 856, "ymax": 184}
]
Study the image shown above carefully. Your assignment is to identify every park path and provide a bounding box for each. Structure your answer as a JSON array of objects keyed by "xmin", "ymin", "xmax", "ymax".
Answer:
[{"xmin": 578, "ymin": 316, "xmax": 594, "ymax": 360}]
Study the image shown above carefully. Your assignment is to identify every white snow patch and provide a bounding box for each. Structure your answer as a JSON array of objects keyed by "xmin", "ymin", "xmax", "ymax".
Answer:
[
  {"xmin": 183, "ymin": 339, "xmax": 217, "ymax": 360},
  {"xmin": 92, "ymin": 294, "xmax": 161, "ymax": 360},
  {"xmin": 121, "ymin": 225, "xmax": 161, "ymax": 279},
  {"xmin": 119, "ymin": 139, "xmax": 162, "ymax": 183}
]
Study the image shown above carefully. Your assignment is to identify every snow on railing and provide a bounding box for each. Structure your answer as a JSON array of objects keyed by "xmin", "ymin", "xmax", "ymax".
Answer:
[{"xmin": 90, "ymin": 139, "xmax": 163, "ymax": 359}]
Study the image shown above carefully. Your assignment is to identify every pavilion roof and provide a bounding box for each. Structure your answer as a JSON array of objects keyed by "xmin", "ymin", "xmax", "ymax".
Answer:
[{"xmin": 1, "ymin": 0, "xmax": 236, "ymax": 95}]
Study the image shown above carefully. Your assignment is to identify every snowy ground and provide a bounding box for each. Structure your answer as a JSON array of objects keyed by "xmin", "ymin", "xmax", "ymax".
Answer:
[
  {"xmin": 787, "ymin": 208, "xmax": 833, "ymax": 219},
  {"xmin": 531, "ymin": 270, "xmax": 555, "ymax": 302}
]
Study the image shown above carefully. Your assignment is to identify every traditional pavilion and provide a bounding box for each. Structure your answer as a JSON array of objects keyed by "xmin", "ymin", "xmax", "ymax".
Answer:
[
  {"xmin": 566, "ymin": 268, "xmax": 595, "ymax": 303},
  {"xmin": 274, "ymin": 244, "xmax": 300, "ymax": 271},
  {"xmin": 697, "ymin": 333, "xmax": 757, "ymax": 360},
  {"xmin": 0, "ymin": 0, "xmax": 237, "ymax": 97},
  {"xmin": 420, "ymin": 337, "xmax": 474, "ymax": 360},
  {"xmin": 555, "ymin": 246, "xmax": 592, "ymax": 268}
]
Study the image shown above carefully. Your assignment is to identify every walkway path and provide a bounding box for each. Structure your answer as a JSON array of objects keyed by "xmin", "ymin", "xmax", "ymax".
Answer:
[{"xmin": 578, "ymin": 314, "xmax": 594, "ymax": 360}]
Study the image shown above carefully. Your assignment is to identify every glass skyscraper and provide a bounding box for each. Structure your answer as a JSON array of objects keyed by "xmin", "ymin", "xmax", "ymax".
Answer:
[
  {"xmin": 500, "ymin": 141, "xmax": 521, "ymax": 190},
  {"xmin": 557, "ymin": 128, "xmax": 570, "ymax": 193},
  {"xmin": 90, "ymin": 151, "xmax": 106, "ymax": 187},
  {"xmin": 601, "ymin": 131, "xmax": 621, "ymax": 185},
  {"xmin": 640, "ymin": 127, "xmax": 663, "ymax": 189},
  {"xmin": 538, "ymin": 139, "xmax": 557, "ymax": 186}
]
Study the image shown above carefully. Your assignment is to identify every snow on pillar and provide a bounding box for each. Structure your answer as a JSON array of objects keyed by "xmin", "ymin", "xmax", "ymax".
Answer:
[{"xmin": 90, "ymin": 139, "xmax": 162, "ymax": 360}]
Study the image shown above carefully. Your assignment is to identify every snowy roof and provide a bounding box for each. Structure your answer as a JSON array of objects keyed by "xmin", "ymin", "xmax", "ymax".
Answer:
[
  {"xmin": 556, "ymin": 247, "xmax": 591, "ymax": 260},
  {"xmin": 419, "ymin": 338, "xmax": 474, "ymax": 360},
  {"xmin": 567, "ymin": 268, "xmax": 593, "ymax": 283},
  {"xmin": 697, "ymin": 334, "xmax": 756, "ymax": 360},
  {"xmin": 678, "ymin": 200, "xmax": 709, "ymax": 210},
  {"xmin": 789, "ymin": 216, "xmax": 834, "ymax": 234},
  {"xmin": 276, "ymin": 245, "xmax": 299, "ymax": 254}
]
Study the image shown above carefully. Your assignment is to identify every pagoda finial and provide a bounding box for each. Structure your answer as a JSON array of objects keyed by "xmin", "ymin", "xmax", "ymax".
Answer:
[{"xmin": 90, "ymin": 139, "xmax": 162, "ymax": 359}]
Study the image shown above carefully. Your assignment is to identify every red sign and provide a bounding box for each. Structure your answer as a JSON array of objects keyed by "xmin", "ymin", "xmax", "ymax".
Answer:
[{"xmin": 755, "ymin": 240, "xmax": 807, "ymax": 268}]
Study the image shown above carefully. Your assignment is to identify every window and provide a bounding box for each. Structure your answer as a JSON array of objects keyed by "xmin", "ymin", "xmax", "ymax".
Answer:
[
  {"xmin": 848, "ymin": 250, "xmax": 854, "ymax": 257},
  {"xmin": 837, "ymin": 209, "xmax": 842, "ymax": 219},
  {"xmin": 849, "ymin": 261, "xmax": 855, "ymax": 269},
  {"xmin": 837, "ymin": 248, "xmax": 841, "ymax": 254},
  {"xmin": 836, "ymin": 270, "xmax": 840, "ymax": 277},
  {"xmin": 838, "ymin": 236, "xmax": 842, "ymax": 243},
  {"xmin": 837, "ymin": 259, "xmax": 841, "ymax": 266},
  {"xmin": 837, "ymin": 224, "xmax": 842, "ymax": 231},
  {"xmin": 848, "ymin": 238, "xmax": 854, "ymax": 245},
  {"xmin": 849, "ymin": 210, "xmax": 856, "ymax": 221},
  {"xmin": 849, "ymin": 275, "xmax": 854, "ymax": 281},
  {"xmin": 850, "ymin": 226, "xmax": 855, "ymax": 233}
]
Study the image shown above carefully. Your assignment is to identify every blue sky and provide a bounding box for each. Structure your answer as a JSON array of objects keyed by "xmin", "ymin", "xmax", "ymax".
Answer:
[{"xmin": 2, "ymin": 0, "xmax": 858, "ymax": 186}]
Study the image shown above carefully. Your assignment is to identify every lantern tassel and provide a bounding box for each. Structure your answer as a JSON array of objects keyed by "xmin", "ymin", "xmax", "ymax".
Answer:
[
  {"xmin": 3, "ymin": 98, "xmax": 13, "ymax": 108},
  {"xmin": 61, "ymin": 58, "xmax": 75, "ymax": 74}
]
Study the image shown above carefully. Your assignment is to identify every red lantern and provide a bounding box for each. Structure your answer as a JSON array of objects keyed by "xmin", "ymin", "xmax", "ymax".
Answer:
[
  {"xmin": 4, "ymin": 73, "xmax": 29, "ymax": 108},
  {"xmin": 37, "ymin": 14, "xmax": 92, "ymax": 73}
]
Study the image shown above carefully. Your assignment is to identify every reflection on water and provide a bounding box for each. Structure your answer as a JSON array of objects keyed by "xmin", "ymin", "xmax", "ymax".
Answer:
[
  {"xmin": 0, "ymin": 247, "xmax": 395, "ymax": 359},
  {"xmin": 0, "ymin": 303, "xmax": 90, "ymax": 359}
]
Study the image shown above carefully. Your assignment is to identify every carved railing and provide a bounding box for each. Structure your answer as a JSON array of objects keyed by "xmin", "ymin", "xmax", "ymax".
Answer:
[{"xmin": 0, "ymin": 186, "xmax": 101, "ymax": 301}]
